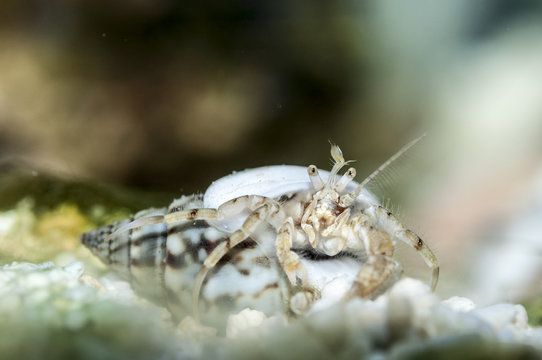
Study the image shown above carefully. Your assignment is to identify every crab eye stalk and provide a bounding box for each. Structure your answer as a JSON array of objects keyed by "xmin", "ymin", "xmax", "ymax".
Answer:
[
  {"xmin": 334, "ymin": 167, "xmax": 356, "ymax": 192},
  {"xmin": 307, "ymin": 165, "xmax": 324, "ymax": 191}
]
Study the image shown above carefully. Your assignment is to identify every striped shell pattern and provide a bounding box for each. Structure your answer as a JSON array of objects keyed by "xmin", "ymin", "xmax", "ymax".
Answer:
[{"xmin": 81, "ymin": 194, "xmax": 291, "ymax": 328}]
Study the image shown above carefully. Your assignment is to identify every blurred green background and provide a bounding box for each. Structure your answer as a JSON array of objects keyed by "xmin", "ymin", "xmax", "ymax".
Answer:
[{"xmin": 1, "ymin": 0, "xmax": 542, "ymax": 304}]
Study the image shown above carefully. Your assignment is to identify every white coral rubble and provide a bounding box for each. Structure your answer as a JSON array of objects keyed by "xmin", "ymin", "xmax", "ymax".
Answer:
[{"xmin": 0, "ymin": 262, "xmax": 540, "ymax": 359}]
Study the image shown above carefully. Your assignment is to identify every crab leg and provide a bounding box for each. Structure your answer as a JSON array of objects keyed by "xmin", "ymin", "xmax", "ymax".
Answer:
[
  {"xmin": 275, "ymin": 217, "xmax": 307, "ymax": 286},
  {"xmin": 344, "ymin": 215, "xmax": 399, "ymax": 299},
  {"xmin": 365, "ymin": 205, "xmax": 439, "ymax": 291},
  {"xmin": 192, "ymin": 198, "xmax": 281, "ymax": 320},
  {"xmin": 347, "ymin": 255, "xmax": 399, "ymax": 298},
  {"xmin": 103, "ymin": 195, "xmax": 271, "ymax": 244}
]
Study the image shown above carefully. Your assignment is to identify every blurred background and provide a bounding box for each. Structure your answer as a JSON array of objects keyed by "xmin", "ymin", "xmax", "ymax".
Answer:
[{"xmin": 1, "ymin": 0, "xmax": 541, "ymax": 305}]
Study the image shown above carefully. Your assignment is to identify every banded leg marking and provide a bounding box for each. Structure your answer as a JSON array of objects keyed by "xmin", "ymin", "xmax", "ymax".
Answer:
[
  {"xmin": 367, "ymin": 205, "xmax": 439, "ymax": 291},
  {"xmin": 347, "ymin": 255, "xmax": 399, "ymax": 299},
  {"xmin": 191, "ymin": 198, "xmax": 281, "ymax": 320},
  {"xmin": 275, "ymin": 217, "xmax": 307, "ymax": 286},
  {"xmin": 104, "ymin": 195, "xmax": 270, "ymax": 244}
]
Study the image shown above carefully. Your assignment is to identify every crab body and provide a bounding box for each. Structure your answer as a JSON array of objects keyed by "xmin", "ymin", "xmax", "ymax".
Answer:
[{"xmin": 81, "ymin": 141, "xmax": 439, "ymax": 328}]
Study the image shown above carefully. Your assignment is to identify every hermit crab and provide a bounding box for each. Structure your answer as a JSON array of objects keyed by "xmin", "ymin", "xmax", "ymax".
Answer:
[{"xmin": 81, "ymin": 139, "xmax": 438, "ymax": 327}]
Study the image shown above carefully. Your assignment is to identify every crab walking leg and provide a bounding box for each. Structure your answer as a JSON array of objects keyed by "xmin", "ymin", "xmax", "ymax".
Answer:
[
  {"xmin": 345, "ymin": 218, "xmax": 399, "ymax": 299},
  {"xmin": 192, "ymin": 199, "xmax": 281, "ymax": 320},
  {"xmin": 103, "ymin": 215, "xmax": 166, "ymax": 244},
  {"xmin": 166, "ymin": 194, "xmax": 271, "ymax": 223},
  {"xmin": 347, "ymin": 255, "xmax": 399, "ymax": 298},
  {"xmin": 276, "ymin": 217, "xmax": 308, "ymax": 286},
  {"xmin": 275, "ymin": 218, "xmax": 319, "ymax": 315},
  {"xmin": 301, "ymin": 200, "xmax": 317, "ymax": 247},
  {"xmin": 104, "ymin": 195, "xmax": 270, "ymax": 244},
  {"xmin": 366, "ymin": 205, "xmax": 440, "ymax": 291}
]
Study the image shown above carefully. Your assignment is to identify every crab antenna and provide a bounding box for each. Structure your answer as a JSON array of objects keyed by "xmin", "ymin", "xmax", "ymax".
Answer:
[
  {"xmin": 327, "ymin": 143, "xmax": 354, "ymax": 186},
  {"xmin": 334, "ymin": 167, "xmax": 356, "ymax": 192},
  {"xmin": 352, "ymin": 134, "xmax": 425, "ymax": 198},
  {"xmin": 330, "ymin": 142, "xmax": 344, "ymax": 164}
]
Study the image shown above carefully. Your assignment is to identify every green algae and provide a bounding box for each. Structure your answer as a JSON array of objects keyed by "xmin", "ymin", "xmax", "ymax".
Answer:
[
  {"xmin": 0, "ymin": 168, "xmax": 173, "ymax": 222},
  {"xmin": 524, "ymin": 297, "xmax": 542, "ymax": 327},
  {"xmin": 0, "ymin": 168, "xmax": 175, "ymax": 263}
]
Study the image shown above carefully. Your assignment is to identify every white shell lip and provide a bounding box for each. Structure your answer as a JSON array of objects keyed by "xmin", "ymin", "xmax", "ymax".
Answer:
[{"xmin": 203, "ymin": 165, "xmax": 379, "ymax": 209}]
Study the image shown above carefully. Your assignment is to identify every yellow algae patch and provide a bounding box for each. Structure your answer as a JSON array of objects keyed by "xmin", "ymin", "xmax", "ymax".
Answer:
[{"xmin": 0, "ymin": 199, "xmax": 96, "ymax": 263}]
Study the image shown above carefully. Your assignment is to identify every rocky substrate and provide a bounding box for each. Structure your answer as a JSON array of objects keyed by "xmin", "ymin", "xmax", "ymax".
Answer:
[{"xmin": 1, "ymin": 261, "xmax": 540, "ymax": 359}]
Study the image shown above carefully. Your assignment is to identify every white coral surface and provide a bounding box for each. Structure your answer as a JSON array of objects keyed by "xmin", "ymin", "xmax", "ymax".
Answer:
[{"xmin": 0, "ymin": 262, "xmax": 540, "ymax": 359}]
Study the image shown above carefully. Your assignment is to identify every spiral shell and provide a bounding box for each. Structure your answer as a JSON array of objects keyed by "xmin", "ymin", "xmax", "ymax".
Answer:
[{"xmin": 81, "ymin": 194, "xmax": 290, "ymax": 328}]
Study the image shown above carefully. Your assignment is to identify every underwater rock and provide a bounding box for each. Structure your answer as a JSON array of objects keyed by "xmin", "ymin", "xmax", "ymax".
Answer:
[
  {"xmin": 0, "ymin": 262, "xmax": 540, "ymax": 359},
  {"xmin": 0, "ymin": 262, "xmax": 191, "ymax": 360}
]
